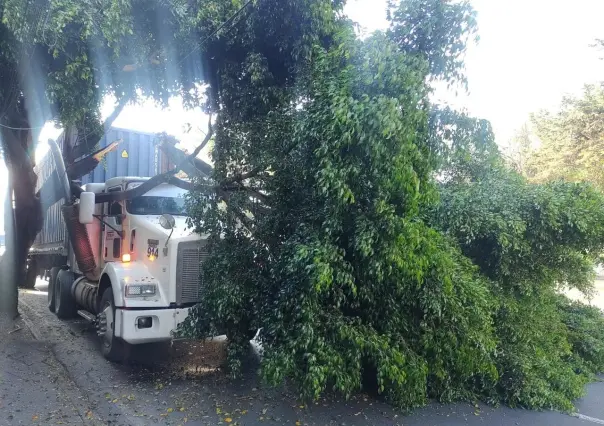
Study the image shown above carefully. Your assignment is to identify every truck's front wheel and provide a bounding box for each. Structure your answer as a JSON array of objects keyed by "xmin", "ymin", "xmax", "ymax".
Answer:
[
  {"xmin": 55, "ymin": 270, "xmax": 76, "ymax": 319},
  {"xmin": 47, "ymin": 267, "xmax": 62, "ymax": 313},
  {"xmin": 99, "ymin": 288, "xmax": 129, "ymax": 362}
]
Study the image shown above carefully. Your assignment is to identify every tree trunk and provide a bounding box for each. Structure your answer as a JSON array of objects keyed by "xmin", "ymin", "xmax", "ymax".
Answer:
[
  {"xmin": 0, "ymin": 177, "xmax": 18, "ymax": 321},
  {"xmin": 0, "ymin": 128, "xmax": 43, "ymax": 320}
]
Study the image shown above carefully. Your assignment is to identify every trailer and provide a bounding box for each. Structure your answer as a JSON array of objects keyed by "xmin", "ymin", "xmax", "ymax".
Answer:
[
  {"xmin": 27, "ymin": 135, "xmax": 206, "ymax": 361},
  {"xmin": 28, "ymin": 127, "xmax": 171, "ymax": 280}
]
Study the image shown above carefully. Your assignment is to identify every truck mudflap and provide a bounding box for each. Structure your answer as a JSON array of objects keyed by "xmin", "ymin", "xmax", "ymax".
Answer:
[{"xmin": 114, "ymin": 307, "xmax": 190, "ymax": 344}]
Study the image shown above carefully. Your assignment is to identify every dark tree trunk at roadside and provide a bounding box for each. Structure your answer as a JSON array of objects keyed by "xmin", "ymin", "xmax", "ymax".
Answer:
[
  {"xmin": 0, "ymin": 99, "xmax": 129, "ymax": 320},
  {"xmin": 0, "ymin": 125, "xmax": 43, "ymax": 320},
  {"xmin": 0, "ymin": 177, "xmax": 18, "ymax": 320}
]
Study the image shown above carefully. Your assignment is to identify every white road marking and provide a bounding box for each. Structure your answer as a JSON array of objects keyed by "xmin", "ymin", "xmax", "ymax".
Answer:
[{"xmin": 572, "ymin": 413, "xmax": 604, "ymax": 424}]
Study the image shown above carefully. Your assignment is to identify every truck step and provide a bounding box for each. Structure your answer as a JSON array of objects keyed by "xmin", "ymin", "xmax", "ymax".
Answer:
[{"xmin": 77, "ymin": 309, "xmax": 96, "ymax": 323}]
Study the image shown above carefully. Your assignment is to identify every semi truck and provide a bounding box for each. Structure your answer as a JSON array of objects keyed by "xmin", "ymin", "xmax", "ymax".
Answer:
[{"xmin": 27, "ymin": 135, "xmax": 206, "ymax": 361}]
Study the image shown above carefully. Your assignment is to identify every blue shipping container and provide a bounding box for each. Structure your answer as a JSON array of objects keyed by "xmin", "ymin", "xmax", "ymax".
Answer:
[
  {"xmin": 81, "ymin": 127, "xmax": 161, "ymax": 184},
  {"xmin": 32, "ymin": 127, "xmax": 164, "ymax": 253}
]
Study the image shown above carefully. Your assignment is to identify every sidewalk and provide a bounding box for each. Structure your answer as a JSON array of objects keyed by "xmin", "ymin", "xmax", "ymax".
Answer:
[{"xmin": 0, "ymin": 317, "xmax": 95, "ymax": 425}]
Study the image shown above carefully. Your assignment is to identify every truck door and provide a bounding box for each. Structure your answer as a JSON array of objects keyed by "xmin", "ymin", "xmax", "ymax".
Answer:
[{"xmin": 103, "ymin": 186, "xmax": 124, "ymax": 263}]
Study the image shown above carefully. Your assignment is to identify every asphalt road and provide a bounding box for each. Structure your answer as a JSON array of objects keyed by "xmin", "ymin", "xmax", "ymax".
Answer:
[{"xmin": 12, "ymin": 278, "xmax": 604, "ymax": 425}]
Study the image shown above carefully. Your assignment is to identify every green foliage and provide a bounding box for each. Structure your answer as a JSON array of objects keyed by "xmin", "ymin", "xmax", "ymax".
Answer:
[
  {"xmin": 558, "ymin": 295, "xmax": 604, "ymax": 376},
  {"xmin": 178, "ymin": 0, "xmax": 604, "ymax": 414},
  {"xmin": 387, "ymin": 0, "xmax": 477, "ymax": 86},
  {"xmin": 526, "ymin": 84, "xmax": 604, "ymax": 190},
  {"xmin": 435, "ymin": 151, "xmax": 604, "ymax": 409},
  {"xmin": 0, "ymin": 0, "xmax": 198, "ymax": 145},
  {"xmin": 181, "ymin": 0, "xmax": 497, "ymax": 409}
]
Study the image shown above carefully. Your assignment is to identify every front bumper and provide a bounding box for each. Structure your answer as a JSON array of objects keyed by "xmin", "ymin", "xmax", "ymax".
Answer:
[{"xmin": 114, "ymin": 307, "xmax": 190, "ymax": 344}]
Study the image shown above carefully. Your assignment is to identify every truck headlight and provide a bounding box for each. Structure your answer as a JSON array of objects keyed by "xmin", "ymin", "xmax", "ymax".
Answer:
[{"xmin": 125, "ymin": 284, "xmax": 157, "ymax": 297}]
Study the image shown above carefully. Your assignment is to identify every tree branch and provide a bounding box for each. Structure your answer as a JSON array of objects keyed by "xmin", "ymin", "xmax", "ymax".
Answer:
[
  {"xmin": 69, "ymin": 96, "xmax": 130, "ymax": 160},
  {"xmin": 102, "ymin": 97, "xmax": 129, "ymax": 131},
  {"xmin": 221, "ymin": 165, "xmax": 266, "ymax": 185},
  {"xmin": 93, "ymin": 173, "xmax": 214, "ymax": 204},
  {"xmin": 220, "ymin": 139, "xmax": 301, "ymax": 185},
  {"xmin": 66, "ymin": 140, "xmax": 121, "ymax": 180},
  {"xmin": 221, "ymin": 183, "xmax": 270, "ymax": 205},
  {"xmin": 187, "ymin": 115, "xmax": 213, "ymax": 160},
  {"xmin": 160, "ymin": 139, "xmax": 214, "ymax": 177}
]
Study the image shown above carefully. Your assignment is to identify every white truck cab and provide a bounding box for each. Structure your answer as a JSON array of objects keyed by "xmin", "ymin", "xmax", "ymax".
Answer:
[
  {"xmin": 31, "ymin": 174, "xmax": 207, "ymax": 361},
  {"xmin": 94, "ymin": 177, "xmax": 204, "ymax": 342}
]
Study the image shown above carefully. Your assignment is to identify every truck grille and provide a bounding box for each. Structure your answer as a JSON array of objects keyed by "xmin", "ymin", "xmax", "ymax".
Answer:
[{"xmin": 176, "ymin": 241, "xmax": 208, "ymax": 304}]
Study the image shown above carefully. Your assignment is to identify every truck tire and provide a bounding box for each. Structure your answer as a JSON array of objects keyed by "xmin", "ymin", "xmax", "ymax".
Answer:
[
  {"xmin": 99, "ymin": 288, "xmax": 130, "ymax": 363},
  {"xmin": 55, "ymin": 270, "xmax": 76, "ymax": 319},
  {"xmin": 48, "ymin": 267, "xmax": 62, "ymax": 313},
  {"xmin": 21, "ymin": 258, "xmax": 38, "ymax": 289}
]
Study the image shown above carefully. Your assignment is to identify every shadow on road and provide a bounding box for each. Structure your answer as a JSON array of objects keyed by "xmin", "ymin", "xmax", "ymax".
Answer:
[{"xmin": 15, "ymin": 278, "xmax": 604, "ymax": 425}]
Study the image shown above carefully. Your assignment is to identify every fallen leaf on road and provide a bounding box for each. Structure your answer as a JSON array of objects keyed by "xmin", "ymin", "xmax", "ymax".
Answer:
[
  {"xmin": 86, "ymin": 411, "xmax": 93, "ymax": 419},
  {"xmin": 296, "ymin": 421, "xmax": 301, "ymax": 426},
  {"xmin": 167, "ymin": 408, "xmax": 174, "ymax": 413},
  {"xmin": 224, "ymin": 418, "xmax": 233, "ymax": 423}
]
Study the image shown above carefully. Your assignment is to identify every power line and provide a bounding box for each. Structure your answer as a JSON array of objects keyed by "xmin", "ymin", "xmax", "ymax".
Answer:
[
  {"xmin": 179, "ymin": 0, "xmax": 256, "ymax": 65},
  {"xmin": 0, "ymin": 122, "xmax": 46, "ymax": 131}
]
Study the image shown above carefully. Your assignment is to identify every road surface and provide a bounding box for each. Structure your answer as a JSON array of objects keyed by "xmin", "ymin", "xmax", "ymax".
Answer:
[{"xmin": 9, "ymin": 278, "xmax": 604, "ymax": 425}]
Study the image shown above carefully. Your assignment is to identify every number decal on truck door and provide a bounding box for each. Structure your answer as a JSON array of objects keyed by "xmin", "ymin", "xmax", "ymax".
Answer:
[{"xmin": 147, "ymin": 239, "xmax": 159, "ymax": 259}]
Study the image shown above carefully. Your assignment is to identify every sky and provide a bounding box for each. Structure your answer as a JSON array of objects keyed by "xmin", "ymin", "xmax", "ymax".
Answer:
[
  {"xmin": 4, "ymin": 0, "xmax": 604, "ymax": 234},
  {"xmin": 35, "ymin": 0, "xmax": 604, "ymax": 154},
  {"xmin": 347, "ymin": 0, "xmax": 604, "ymax": 142}
]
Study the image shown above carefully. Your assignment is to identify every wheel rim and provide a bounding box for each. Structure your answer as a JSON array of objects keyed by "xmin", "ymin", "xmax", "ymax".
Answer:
[{"xmin": 101, "ymin": 302, "xmax": 114, "ymax": 349}]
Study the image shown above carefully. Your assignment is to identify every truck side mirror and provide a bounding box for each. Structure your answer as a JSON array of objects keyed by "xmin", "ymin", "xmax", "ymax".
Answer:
[
  {"xmin": 79, "ymin": 192, "xmax": 96, "ymax": 224},
  {"xmin": 159, "ymin": 214, "xmax": 176, "ymax": 230}
]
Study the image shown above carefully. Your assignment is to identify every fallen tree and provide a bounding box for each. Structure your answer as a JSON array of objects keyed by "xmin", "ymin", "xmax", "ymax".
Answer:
[{"xmin": 177, "ymin": 0, "xmax": 604, "ymax": 412}]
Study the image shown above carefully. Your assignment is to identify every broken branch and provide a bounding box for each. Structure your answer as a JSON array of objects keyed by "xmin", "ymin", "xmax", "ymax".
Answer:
[
  {"xmin": 186, "ymin": 115, "xmax": 213, "ymax": 161},
  {"xmin": 220, "ymin": 139, "xmax": 302, "ymax": 185}
]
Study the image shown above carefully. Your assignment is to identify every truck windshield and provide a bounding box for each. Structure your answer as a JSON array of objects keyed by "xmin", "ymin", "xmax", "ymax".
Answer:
[{"xmin": 126, "ymin": 196, "xmax": 186, "ymax": 216}]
